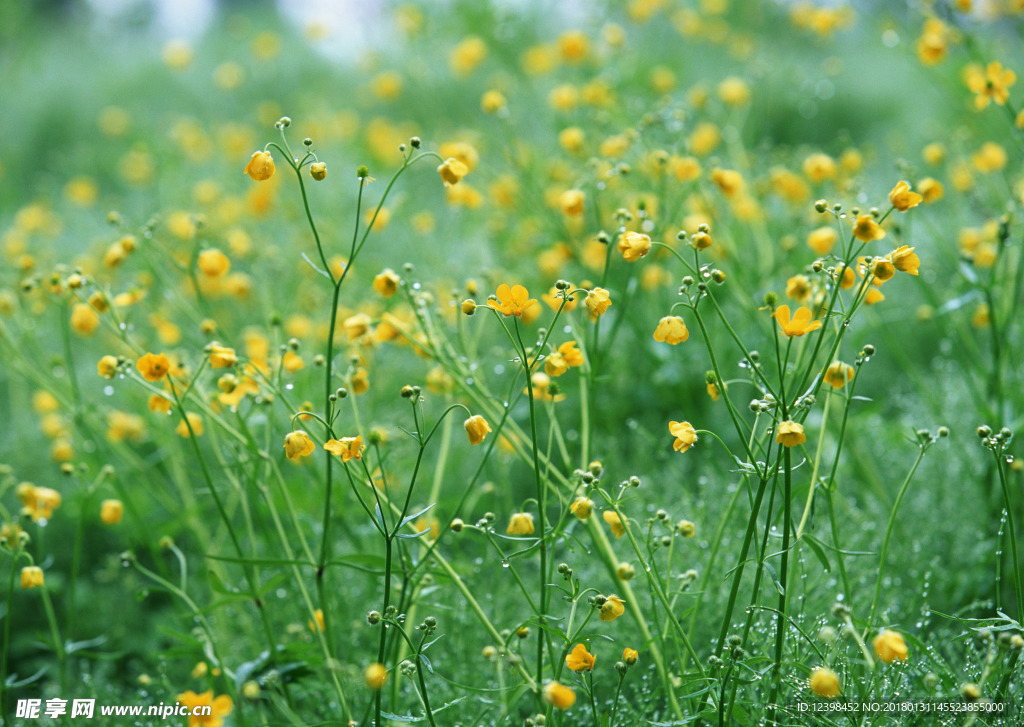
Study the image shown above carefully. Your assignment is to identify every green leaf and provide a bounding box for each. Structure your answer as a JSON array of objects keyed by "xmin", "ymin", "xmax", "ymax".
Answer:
[
  {"xmin": 399, "ymin": 502, "xmax": 436, "ymax": 530},
  {"xmin": 762, "ymin": 560, "xmax": 785, "ymax": 595},
  {"xmin": 802, "ymin": 534, "xmax": 831, "ymax": 572},
  {"xmin": 206, "ymin": 553, "xmax": 315, "ymax": 568},
  {"xmin": 419, "ymin": 653, "xmax": 433, "ymax": 674}
]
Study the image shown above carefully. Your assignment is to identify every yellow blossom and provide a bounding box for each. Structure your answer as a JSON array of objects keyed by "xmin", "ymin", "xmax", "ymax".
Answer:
[
  {"xmin": 603, "ymin": 510, "xmax": 626, "ymax": 538},
  {"xmin": 176, "ymin": 412, "xmax": 204, "ymax": 438},
  {"xmin": 100, "ymin": 499, "xmax": 124, "ymax": 525},
  {"xmin": 775, "ymin": 420, "xmax": 806, "ymax": 447},
  {"xmin": 871, "ymin": 258, "xmax": 895, "ymax": 282},
  {"xmin": 599, "ymin": 594, "xmax": 625, "ymax": 621},
  {"xmin": 136, "ymin": 352, "xmax": 171, "ymax": 382},
  {"xmin": 585, "ymin": 288, "xmax": 611, "ymax": 318},
  {"xmin": 71, "ymin": 303, "xmax": 100, "ymax": 335},
  {"xmin": 18, "ymin": 483, "xmax": 62, "ymax": 522},
  {"xmin": 487, "ymin": 284, "xmax": 537, "ymax": 318},
  {"xmin": 652, "ymin": 316, "xmax": 689, "ymax": 345},
  {"xmin": 617, "ymin": 231, "xmax": 652, "ymax": 261},
  {"xmin": 464, "ymin": 415, "xmax": 491, "ymax": 445},
  {"xmin": 809, "ymin": 667, "xmax": 841, "ymax": 697},
  {"xmin": 560, "ymin": 189, "xmax": 585, "ymax": 216},
  {"xmin": 918, "ymin": 177, "xmax": 944, "ymax": 204},
  {"xmin": 823, "ymin": 361, "xmax": 855, "ymax": 389},
  {"xmin": 437, "ymin": 157, "xmax": 469, "ymax": 187},
  {"xmin": 481, "ymin": 89, "xmax": 507, "ymax": 113},
  {"xmin": 889, "ymin": 246, "xmax": 920, "ymax": 275},
  {"xmin": 373, "ymin": 268, "xmax": 400, "ymax": 297},
  {"xmin": 966, "ymin": 61, "xmax": 1016, "ymax": 109},
  {"xmin": 283, "ymin": 430, "xmax": 316, "ymax": 460},
  {"xmin": 803, "ymin": 153, "xmax": 837, "ymax": 183},
  {"xmin": 175, "ymin": 691, "xmax": 233, "ymax": 727},
  {"xmin": 669, "ymin": 420, "xmax": 697, "ymax": 452},
  {"xmin": 888, "ymin": 181, "xmax": 923, "ymax": 212},
  {"xmin": 197, "ymin": 248, "xmax": 231, "ymax": 277},
  {"xmin": 565, "ymin": 643, "xmax": 596, "ymax": 671},
  {"xmin": 873, "ymin": 629, "xmax": 908, "ymax": 663},
  {"xmin": 852, "ymin": 215, "xmax": 886, "ymax": 242},
  {"xmin": 324, "ymin": 435, "xmax": 364, "ymax": 462},
  {"xmin": 570, "ymin": 497, "xmax": 593, "ymax": 520},
  {"xmin": 21, "ymin": 566, "xmax": 45, "ymax": 589},
  {"xmin": 97, "ymin": 355, "xmax": 119, "ymax": 378},
  {"xmin": 623, "ymin": 648, "xmax": 639, "ymax": 665},
  {"xmin": 309, "ymin": 608, "xmax": 325, "ymax": 632},
  {"xmin": 773, "ymin": 305, "xmax": 823, "ymax": 337},
  {"xmin": 543, "ymin": 681, "xmax": 576, "ymax": 709},
  {"xmin": 208, "ymin": 344, "xmax": 237, "ymax": 368},
  {"xmin": 507, "ymin": 512, "xmax": 535, "ymax": 535},
  {"xmin": 243, "ymin": 151, "xmax": 275, "ymax": 181}
]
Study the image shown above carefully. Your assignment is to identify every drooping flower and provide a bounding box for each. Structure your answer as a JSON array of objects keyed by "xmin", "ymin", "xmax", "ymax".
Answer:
[
  {"xmin": 208, "ymin": 343, "xmax": 238, "ymax": 368},
  {"xmin": 823, "ymin": 361, "xmax": 855, "ymax": 389},
  {"xmin": 364, "ymin": 663, "xmax": 388, "ymax": 690},
  {"xmin": 599, "ymin": 594, "xmax": 625, "ymax": 622},
  {"xmin": 487, "ymin": 284, "xmax": 537, "ymax": 317},
  {"xmin": 309, "ymin": 162, "xmax": 327, "ymax": 181},
  {"xmin": 653, "ymin": 316, "xmax": 689, "ymax": 345},
  {"xmin": 545, "ymin": 352, "xmax": 568, "ymax": 377},
  {"xmin": 175, "ymin": 690, "xmax": 234, "ymax": 727},
  {"xmin": 100, "ymin": 499, "xmax": 124, "ymax": 525},
  {"xmin": 623, "ymin": 648, "xmax": 639, "ymax": 665},
  {"xmin": 585, "ymin": 287, "xmax": 612, "ymax": 318},
  {"xmin": 889, "ymin": 246, "xmax": 920, "ymax": 275},
  {"xmin": 437, "ymin": 157, "xmax": 468, "ymax": 187},
  {"xmin": 283, "ymin": 430, "xmax": 316, "ymax": 460},
  {"xmin": 507, "ymin": 512, "xmax": 535, "ymax": 535},
  {"xmin": 244, "ymin": 151, "xmax": 275, "ymax": 181},
  {"xmin": 773, "ymin": 305, "xmax": 823, "ymax": 337},
  {"xmin": 873, "ymin": 629, "xmax": 908, "ymax": 663},
  {"xmin": 669, "ymin": 420, "xmax": 697, "ymax": 452},
  {"xmin": 557, "ymin": 340, "xmax": 584, "ymax": 367},
  {"xmin": 570, "ymin": 496, "xmax": 593, "ymax": 520},
  {"xmin": 617, "ymin": 231, "xmax": 652, "ymax": 262},
  {"xmin": 373, "ymin": 268, "xmax": 400, "ymax": 297},
  {"xmin": 464, "ymin": 415, "xmax": 491, "ymax": 445},
  {"xmin": 870, "ymin": 258, "xmax": 895, "ymax": 282},
  {"xmin": 809, "ymin": 667, "xmax": 841, "ymax": 697},
  {"xmin": 324, "ymin": 435, "xmax": 364, "ymax": 462},
  {"xmin": 543, "ymin": 681, "xmax": 576, "ymax": 709},
  {"xmin": 21, "ymin": 566, "xmax": 44, "ymax": 589},
  {"xmin": 852, "ymin": 215, "xmax": 886, "ymax": 242},
  {"xmin": 888, "ymin": 181, "xmax": 923, "ymax": 211},
  {"xmin": 775, "ymin": 420, "xmax": 806, "ymax": 447},
  {"xmin": 603, "ymin": 510, "xmax": 626, "ymax": 538},
  {"xmin": 565, "ymin": 643, "xmax": 596, "ymax": 672},
  {"xmin": 136, "ymin": 352, "xmax": 171, "ymax": 382}
]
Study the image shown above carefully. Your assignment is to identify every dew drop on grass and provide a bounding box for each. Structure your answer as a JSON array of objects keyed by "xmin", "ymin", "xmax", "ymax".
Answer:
[
  {"xmin": 276, "ymin": 589, "xmax": 286, "ymax": 598},
  {"xmin": 285, "ymin": 383, "xmax": 293, "ymax": 390},
  {"xmin": 104, "ymin": 386, "xmax": 114, "ymax": 396},
  {"xmin": 501, "ymin": 560, "xmax": 509, "ymax": 568},
  {"xmin": 494, "ymin": 364, "xmax": 504, "ymax": 375}
]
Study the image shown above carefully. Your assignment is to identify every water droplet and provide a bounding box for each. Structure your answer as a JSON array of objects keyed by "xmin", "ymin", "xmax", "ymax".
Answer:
[
  {"xmin": 501, "ymin": 560, "xmax": 510, "ymax": 568},
  {"xmin": 285, "ymin": 383, "xmax": 293, "ymax": 390},
  {"xmin": 103, "ymin": 386, "xmax": 114, "ymax": 396}
]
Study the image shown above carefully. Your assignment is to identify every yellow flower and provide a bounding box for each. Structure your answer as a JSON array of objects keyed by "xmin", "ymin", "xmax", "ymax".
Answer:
[
  {"xmin": 481, "ymin": 89, "xmax": 507, "ymax": 113},
  {"xmin": 623, "ymin": 647, "xmax": 639, "ymax": 665},
  {"xmin": 865, "ymin": 288, "xmax": 885, "ymax": 305},
  {"xmin": 71, "ymin": 303, "xmax": 100, "ymax": 335},
  {"xmin": 617, "ymin": 231, "xmax": 652, "ymax": 262},
  {"xmin": 585, "ymin": 288, "xmax": 612, "ymax": 318},
  {"xmin": 208, "ymin": 343, "xmax": 238, "ymax": 368},
  {"xmin": 852, "ymin": 215, "xmax": 886, "ymax": 242},
  {"xmin": 100, "ymin": 499, "xmax": 123, "ymax": 525},
  {"xmin": 97, "ymin": 355, "xmax": 119, "ymax": 378},
  {"xmin": 309, "ymin": 608, "xmax": 325, "ymax": 632},
  {"xmin": 309, "ymin": 162, "xmax": 327, "ymax": 181},
  {"xmin": 528, "ymin": 371, "xmax": 566, "ymax": 402},
  {"xmin": 243, "ymin": 150, "xmax": 275, "ymax": 181},
  {"xmin": 888, "ymin": 181, "xmax": 923, "ymax": 212},
  {"xmin": 437, "ymin": 157, "xmax": 469, "ymax": 187},
  {"xmin": 487, "ymin": 284, "xmax": 537, "ymax": 318},
  {"xmin": 669, "ymin": 420, "xmax": 697, "ymax": 453},
  {"xmin": 136, "ymin": 352, "xmax": 171, "ymax": 382},
  {"xmin": 545, "ymin": 352, "xmax": 568, "ymax": 377},
  {"xmin": 560, "ymin": 189, "xmax": 585, "ymax": 216},
  {"xmin": 543, "ymin": 680, "xmax": 576, "ymax": 709},
  {"xmin": 889, "ymin": 246, "xmax": 920, "ymax": 275},
  {"xmin": 918, "ymin": 177, "xmax": 944, "ymax": 204},
  {"xmin": 507, "ymin": 512, "xmax": 535, "ymax": 535},
  {"xmin": 364, "ymin": 663, "xmax": 389, "ymax": 690},
  {"xmin": 18, "ymin": 484, "xmax": 62, "ymax": 522},
  {"xmin": 871, "ymin": 258, "xmax": 895, "ymax": 282},
  {"xmin": 570, "ymin": 496, "xmax": 593, "ymax": 520},
  {"xmin": 21, "ymin": 566, "xmax": 44, "ymax": 589},
  {"xmin": 692, "ymin": 230, "xmax": 713, "ymax": 250},
  {"xmin": 197, "ymin": 248, "xmax": 231, "ymax": 277},
  {"xmin": 775, "ymin": 420, "xmax": 806, "ymax": 447},
  {"xmin": 283, "ymin": 430, "xmax": 315, "ymax": 460},
  {"xmin": 966, "ymin": 61, "xmax": 1016, "ymax": 109},
  {"xmin": 652, "ymin": 316, "xmax": 689, "ymax": 345},
  {"xmin": 823, "ymin": 361, "xmax": 854, "ymax": 389},
  {"xmin": 324, "ymin": 435, "xmax": 364, "ymax": 462},
  {"xmin": 599, "ymin": 594, "xmax": 625, "ymax": 622},
  {"xmin": 464, "ymin": 415, "xmax": 491, "ymax": 445},
  {"xmin": 176, "ymin": 412, "xmax": 204, "ymax": 438},
  {"xmin": 809, "ymin": 667, "xmax": 841, "ymax": 697},
  {"xmin": 807, "ymin": 226, "xmax": 838, "ymax": 255},
  {"xmin": 603, "ymin": 510, "xmax": 626, "ymax": 538},
  {"xmin": 803, "ymin": 153, "xmax": 837, "ymax": 183},
  {"xmin": 558, "ymin": 340, "xmax": 584, "ymax": 367},
  {"xmin": 175, "ymin": 691, "xmax": 233, "ymax": 727},
  {"xmin": 709, "ymin": 168, "xmax": 744, "ymax": 197},
  {"xmin": 373, "ymin": 268, "xmax": 400, "ymax": 297},
  {"xmin": 773, "ymin": 305, "xmax": 823, "ymax": 337},
  {"xmin": 786, "ymin": 274, "xmax": 812, "ymax": 302},
  {"xmin": 565, "ymin": 643, "xmax": 596, "ymax": 672},
  {"xmin": 873, "ymin": 629, "xmax": 908, "ymax": 663}
]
